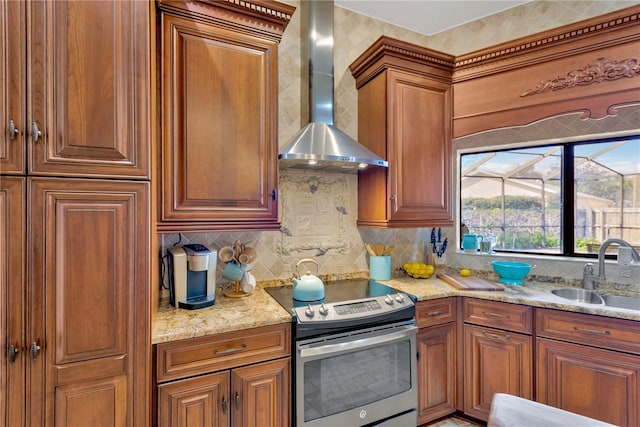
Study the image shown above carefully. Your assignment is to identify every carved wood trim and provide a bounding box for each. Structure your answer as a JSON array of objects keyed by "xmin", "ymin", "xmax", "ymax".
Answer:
[
  {"xmin": 453, "ymin": 5, "xmax": 640, "ymax": 80},
  {"xmin": 157, "ymin": 0, "xmax": 295, "ymax": 37},
  {"xmin": 349, "ymin": 36, "xmax": 454, "ymax": 84},
  {"xmin": 520, "ymin": 57, "xmax": 640, "ymax": 97}
]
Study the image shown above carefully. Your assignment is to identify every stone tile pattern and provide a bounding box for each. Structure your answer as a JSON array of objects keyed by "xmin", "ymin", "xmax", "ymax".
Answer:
[{"xmin": 158, "ymin": 1, "xmax": 640, "ymax": 298}]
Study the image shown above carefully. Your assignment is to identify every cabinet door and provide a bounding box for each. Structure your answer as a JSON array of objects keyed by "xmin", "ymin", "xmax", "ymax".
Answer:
[
  {"xmin": 0, "ymin": 177, "xmax": 26, "ymax": 424},
  {"xmin": 417, "ymin": 323, "xmax": 456, "ymax": 424},
  {"xmin": 158, "ymin": 371, "xmax": 231, "ymax": 427},
  {"xmin": 537, "ymin": 338, "xmax": 640, "ymax": 427},
  {"xmin": 159, "ymin": 12, "xmax": 279, "ymax": 231},
  {"xmin": 388, "ymin": 70, "xmax": 452, "ymax": 225},
  {"xmin": 464, "ymin": 324, "xmax": 532, "ymax": 421},
  {"xmin": 231, "ymin": 358, "xmax": 290, "ymax": 427},
  {"xmin": 29, "ymin": 178, "xmax": 149, "ymax": 426},
  {"xmin": 1, "ymin": 0, "xmax": 26, "ymax": 174},
  {"xmin": 28, "ymin": 0, "xmax": 150, "ymax": 178}
]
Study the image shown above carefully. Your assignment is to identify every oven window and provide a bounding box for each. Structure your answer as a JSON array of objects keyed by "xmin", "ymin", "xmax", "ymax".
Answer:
[{"xmin": 303, "ymin": 340, "xmax": 412, "ymax": 422}]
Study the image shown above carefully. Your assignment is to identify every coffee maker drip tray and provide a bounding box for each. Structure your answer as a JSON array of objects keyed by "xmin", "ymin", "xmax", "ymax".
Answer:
[{"xmin": 178, "ymin": 295, "xmax": 215, "ymax": 310}]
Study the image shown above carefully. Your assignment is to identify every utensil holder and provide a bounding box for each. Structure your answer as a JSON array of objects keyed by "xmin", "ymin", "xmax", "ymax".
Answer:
[{"xmin": 370, "ymin": 256, "xmax": 391, "ymax": 280}]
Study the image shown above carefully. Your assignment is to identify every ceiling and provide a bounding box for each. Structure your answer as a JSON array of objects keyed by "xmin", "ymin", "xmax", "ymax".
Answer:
[{"xmin": 335, "ymin": 0, "xmax": 531, "ymax": 36}]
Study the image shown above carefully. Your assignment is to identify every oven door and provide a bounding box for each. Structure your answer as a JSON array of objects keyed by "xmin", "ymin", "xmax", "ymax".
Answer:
[{"xmin": 296, "ymin": 321, "xmax": 418, "ymax": 427}]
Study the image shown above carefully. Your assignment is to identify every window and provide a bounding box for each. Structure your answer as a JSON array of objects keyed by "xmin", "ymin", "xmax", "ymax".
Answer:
[{"xmin": 460, "ymin": 136, "xmax": 640, "ymax": 256}]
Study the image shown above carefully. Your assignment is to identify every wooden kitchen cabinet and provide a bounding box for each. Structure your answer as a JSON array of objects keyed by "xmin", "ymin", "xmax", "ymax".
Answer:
[
  {"xmin": 349, "ymin": 36, "xmax": 455, "ymax": 228},
  {"xmin": 156, "ymin": 324, "xmax": 291, "ymax": 427},
  {"xmin": 536, "ymin": 308, "xmax": 640, "ymax": 426},
  {"xmin": 1, "ymin": 0, "xmax": 150, "ymax": 178},
  {"xmin": 416, "ymin": 298, "xmax": 457, "ymax": 424},
  {"xmin": 0, "ymin": 178, "xmax": 149, "ymax": 426},
  {"xmin": 156, "ymin": 0, "xmax": 294, "ymax": 233},
  {"xmin": 462, "ymin": 299, "xmax": 533, "ymax": 421},
  {"xmin": 1, "ymin": 2, "xmax": 152, "ymax": 424}
]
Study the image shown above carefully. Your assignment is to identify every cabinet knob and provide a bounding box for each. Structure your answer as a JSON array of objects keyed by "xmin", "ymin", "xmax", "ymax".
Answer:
[
  {"xmin": 31, "ymin": 122, "xmax": 42, "ymax": 142},
  {"xmin": 30, "ymin": 341, "xmax": 41, "ymax": 361},
  {"xmin": 8, "ymin": 344, "xmax": 19, "ymax": 363},
  {"xmin": 8, "ymin": 120, "xmax": 19, "ymax": 140},
  {"xmin": 234, "ymin": 392, "xmax": 241, "ymax": 410}
]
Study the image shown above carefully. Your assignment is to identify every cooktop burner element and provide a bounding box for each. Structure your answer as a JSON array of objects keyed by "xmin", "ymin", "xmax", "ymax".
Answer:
[{"xmin": 266, "ymin": 279, "xmax": 415, "ymax": 339}]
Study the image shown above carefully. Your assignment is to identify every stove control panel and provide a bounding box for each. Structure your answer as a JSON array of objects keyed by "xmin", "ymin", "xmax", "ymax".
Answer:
[{"xmin": 295, "ymin": 293, "xmax": 413, "ymax": 324}]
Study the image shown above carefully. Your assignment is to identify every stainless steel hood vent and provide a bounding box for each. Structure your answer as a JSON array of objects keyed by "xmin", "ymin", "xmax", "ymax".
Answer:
[{"xmin": 278, "ymin": 1, "xmax": 388, "ymax": 173}]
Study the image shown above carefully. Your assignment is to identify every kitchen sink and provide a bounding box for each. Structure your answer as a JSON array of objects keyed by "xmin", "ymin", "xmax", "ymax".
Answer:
[
  {"xmin": 601, "ymin": 295, "xmax": 640, "ymax": 310},
  {"xmin": 551, "ymin": 288, "xmax": 604, "ymax": 305}
]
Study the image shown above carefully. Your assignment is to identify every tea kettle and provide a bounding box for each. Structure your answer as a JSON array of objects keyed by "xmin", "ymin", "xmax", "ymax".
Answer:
[{"xmin": 292, "ymin": 259, "xmax": 325, "ymax": 302}]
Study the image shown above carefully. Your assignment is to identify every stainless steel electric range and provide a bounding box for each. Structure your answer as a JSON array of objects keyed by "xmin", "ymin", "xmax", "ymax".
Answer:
[{"xmin": 266, "ymin": 279, "xmax": 418, "ymax": 427}]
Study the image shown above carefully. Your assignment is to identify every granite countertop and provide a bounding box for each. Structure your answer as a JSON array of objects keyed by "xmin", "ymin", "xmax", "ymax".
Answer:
[{"xmin": 152, "ymin": 276, "xmax": 640, "ymax": 344}]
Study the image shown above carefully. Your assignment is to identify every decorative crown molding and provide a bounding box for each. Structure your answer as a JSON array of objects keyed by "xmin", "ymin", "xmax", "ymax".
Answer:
[
  {"xmin": 455, "ymin": 7, "xmax": 640, "ymax": 70},
  {"xmin": 520, "ymin": 57, "xmax": 640, "ymax": 97}
]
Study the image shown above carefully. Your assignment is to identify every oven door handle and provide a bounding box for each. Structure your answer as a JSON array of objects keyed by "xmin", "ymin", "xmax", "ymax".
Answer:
[{"xmin": 298, "ymin": 325, "xmax": 417, "ymax": 359}]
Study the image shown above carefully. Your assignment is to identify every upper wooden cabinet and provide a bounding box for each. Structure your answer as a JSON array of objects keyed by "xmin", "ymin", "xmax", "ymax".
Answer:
[
  {"xmin": 157, "ymin": 0, "xmax": 294, "ymax": 233},
  {"xmin": 452, "ymin": 5, "xmax": 640, "ymax": 138},
  {"xmin": 1, "ymin": 0, "xmax": 150, "ymax": 178},
  {"xmin": 350, "ymin": 37, "xmax": 454, "ymax": 228}
]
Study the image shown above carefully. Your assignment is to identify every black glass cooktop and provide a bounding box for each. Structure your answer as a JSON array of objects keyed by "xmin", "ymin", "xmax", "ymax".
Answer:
[{"xmin": 266, "ymin": 278, "xmax": 403, "ymax": 311}]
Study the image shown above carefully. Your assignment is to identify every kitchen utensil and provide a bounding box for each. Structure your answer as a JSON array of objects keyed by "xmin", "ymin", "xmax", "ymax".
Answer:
[
  {"xmin": 241, "ymin": 271, "xmax": 256, "ymax": 294},
  {"xmin": 292, "ymin": 259, "xmax": 325, "ymax": 302},
  {"xmin": 369, "ymin": 256, "xmax": 391, "ymax": 280},
  {"xmin": 218, "ymin": 246, "xmax": 235, "ymax": 262},
  {"xmin": 490, "ymin": 261, "xmax": 534, "ymax": 285},
  {"xmin": 462, "ymin": 234, "xmax": 483, "ymax": 252},
  {"xmin": 383, "ymin": 245, "xmax": 395, "ymax": 255},
  {"xmin": 437, "ymin": 273, "xmax": 504, "ymax": 291},
  {"xmin": 374, "ymin": 243, "xmax": 385, "ymax": 256},
  {"xmin": 222, "ymin": 261, "xmax": 244, "ymax": 282},
  {"xmin": 364, "ymin": 243, "xmax": 377, "ymax": 256}
]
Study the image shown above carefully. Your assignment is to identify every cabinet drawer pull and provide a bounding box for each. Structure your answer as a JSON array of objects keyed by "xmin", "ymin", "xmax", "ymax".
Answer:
[
  {"xmin": 31, "ymin": 122, "xmax": 42, "ymax": 142},
  {"xmin": 234, "ymin": 392, "xmax": 241, "ymax": 410},
  {"xmin": 221, "ymin": 396, "xmax": 227, "ymax": 414},
  {"xmin": 30, "ymin": 341, "xmax": 41, "ymax": 361},
  {"xmin": 8, "ymin": 344, "xmax": 19, "ymax": 363},
  {"xmin": 573, "ymin": 326, "xmax": 610, "ymax": 336},
  {"xmin": 8, "ymin": 120, "xmax": 19, "ymax": 140},
  {"xmin": 427, "ymin": 309, "xmax": 445, "ymax": 317},
  {"xmin": 482, "ymin": 330, "xmax": 510, "ymax": 341},
  {"xmin": 213, "ymin": 343, "xmax": 246, "ymax": 355},
  {"xmin": 482, "ymin": 310, "xmax": 510, "ymax": 319}
]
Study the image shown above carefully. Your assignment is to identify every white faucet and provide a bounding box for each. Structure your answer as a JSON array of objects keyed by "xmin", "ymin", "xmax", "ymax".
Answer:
[{"xmin": 583, "ymin": 238, "xmax": 640, "ymax": 290}]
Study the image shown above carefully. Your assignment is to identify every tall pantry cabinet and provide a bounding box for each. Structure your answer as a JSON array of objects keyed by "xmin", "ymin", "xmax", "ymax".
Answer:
[{"xmin": 1, "ymin": 1, "xmax": 151, "ymax": 426}]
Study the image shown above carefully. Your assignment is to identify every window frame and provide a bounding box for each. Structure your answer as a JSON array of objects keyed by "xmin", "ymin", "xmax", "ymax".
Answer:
[{"xmin": 457, "ymin": 135, "xmax": 639, "ymax": 259}]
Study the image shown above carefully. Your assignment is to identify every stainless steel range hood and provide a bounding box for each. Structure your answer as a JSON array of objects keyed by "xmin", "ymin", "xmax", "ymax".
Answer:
[{"xmin": 278, "ymin": 0, "xmax": 388, "ymax": 173}]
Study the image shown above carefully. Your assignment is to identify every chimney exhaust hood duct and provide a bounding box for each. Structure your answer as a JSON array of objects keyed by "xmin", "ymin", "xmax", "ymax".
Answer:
[{"xmin": 278, "ymin": 0, "xmax": 388, "ymax": 173}]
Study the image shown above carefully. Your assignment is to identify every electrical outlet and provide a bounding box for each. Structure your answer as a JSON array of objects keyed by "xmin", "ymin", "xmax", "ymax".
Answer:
[{"xmin": 619, "ymin": 269, "xmax": 632, "ymax": 278}]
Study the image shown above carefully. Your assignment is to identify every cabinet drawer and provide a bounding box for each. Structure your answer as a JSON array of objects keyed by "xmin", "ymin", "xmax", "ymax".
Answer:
[
  {"xmin": 463, "ymin": 299, "xmax": 532, "ymax": 334},
  {"xmin": 537, "ymin": 308, "xmax": 640, "ymax": 355},
  {"xmin": 156, "ymin": 323, "xmax": 290, "ymax": 382},
  {"xmin": 416, "ymin": 297, "xmax": 457, "ymax": 328}
]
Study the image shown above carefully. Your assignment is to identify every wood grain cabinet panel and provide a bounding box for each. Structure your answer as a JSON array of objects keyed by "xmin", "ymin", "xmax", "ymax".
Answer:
[
  {"xmin": 158, "ymin": 371, "xmax": 231, "ymax": 427},
  {"xmin": 537, "ymin": 338, "xmax": 640, "ymax": 427},
  {"xmin": 156, "ymin": 325, "xmax": 291, "ymax": 427},
  {"xmin": 0, "ymin": 177, "xmax": 26, "ymax": 424},
  {"xmin": 350, "ymin": 37, "xmax": 454, "ymax": 228},
  {"xmin": 463, "ymin": 324, "xmax": 532, "ymax": 421},
  {"xmin": 157, "ymin": 0, "xmax": 294, "ymax": 232},
  {"xmin": 417, "ymin": 322, "xmax": 456, "ymax": 424},
  {"xmin": 27, "ymin": 0, "xmax": 150, "ymax": 178}
]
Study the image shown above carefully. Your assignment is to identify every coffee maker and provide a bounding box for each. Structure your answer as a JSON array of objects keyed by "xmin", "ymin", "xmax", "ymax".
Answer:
[{"xmin": 168, "ymin": 244, "xmax": 217, "ymax": 309}]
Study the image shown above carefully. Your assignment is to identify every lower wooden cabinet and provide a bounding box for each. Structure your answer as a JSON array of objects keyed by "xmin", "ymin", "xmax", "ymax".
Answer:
[
  {"xmin": 156, "ymin": 324, "xmax": 291, "ymax": 427},
  {"xmin": 536, "ymin": 308, "xmax": 640, "ymax": 426},
  {"xmin": 158, "ymin": 358, "xmax": 289, "ymax": 427},
  {"xmin": 462, "ymin": 299, "xmax": 533, "ymax": 421},
  {"xmin": 416, "ymin": 298, "xmax": 457, "ymax": 424}
]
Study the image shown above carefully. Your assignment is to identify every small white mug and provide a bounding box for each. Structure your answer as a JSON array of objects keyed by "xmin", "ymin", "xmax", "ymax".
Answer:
[{"xmin": 241, "ymin": 271, "xmax": 256, "ymax": 294}]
